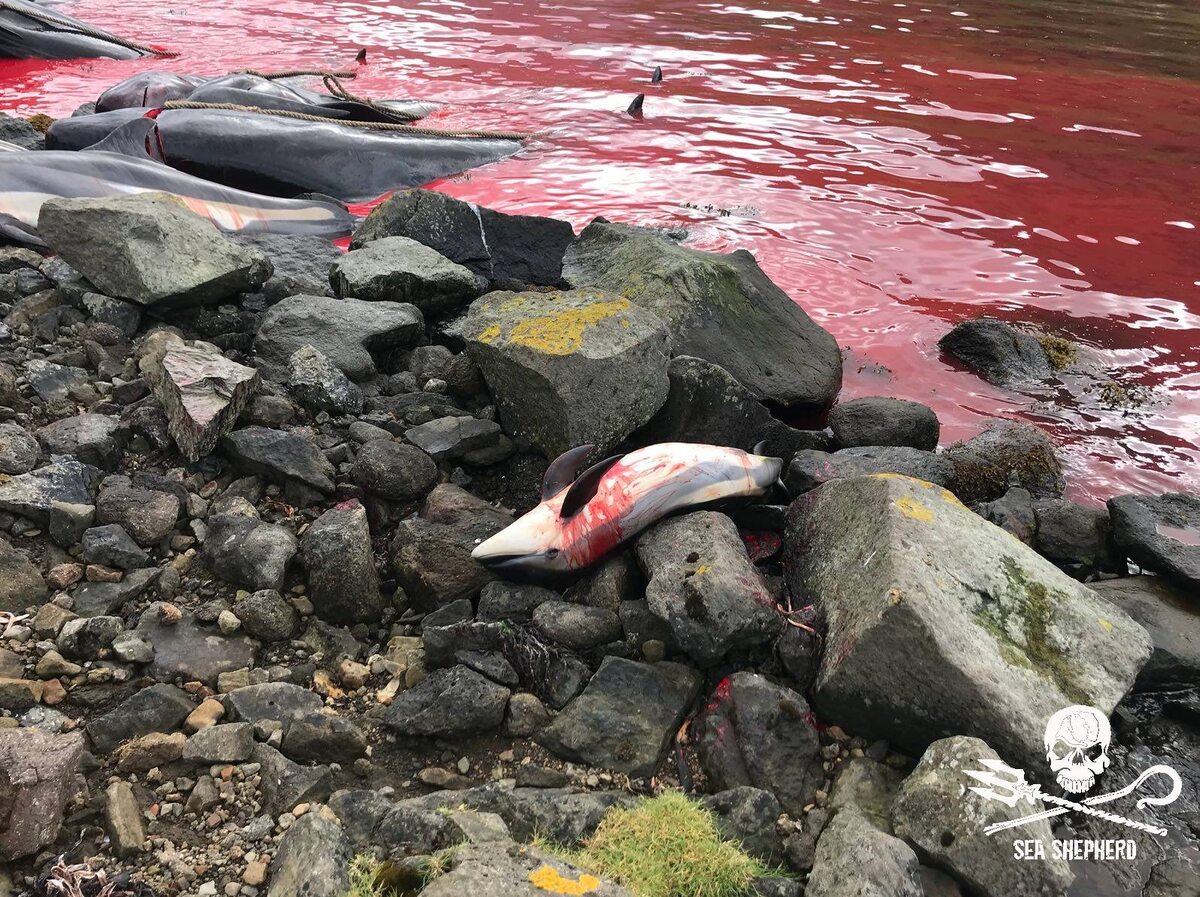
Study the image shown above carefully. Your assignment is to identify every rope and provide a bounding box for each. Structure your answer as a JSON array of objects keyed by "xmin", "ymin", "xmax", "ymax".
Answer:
[
  {"xmin": 321, "ymin": 73, "xmax": 422, "ymax": 122},
  {"xmin": 0, "ymin": 0, "xmax": 175, "ymax": 56},
  {"xmin": 163, "ymin": 100, "xmax": 535, "ymax": 140},
  {"xmin": 236, "ymin": 68, "xmax": 359, "ymax": 80}
]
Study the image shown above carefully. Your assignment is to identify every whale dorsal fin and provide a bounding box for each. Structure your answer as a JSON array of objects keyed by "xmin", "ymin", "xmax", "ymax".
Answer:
[
  {"xmin": 542, "ymin": 444, "xmax": 594, "ymax": 501},
  {"xmin": 560, "ymin": 454, "xmax": 624, "ymax": 518},
  {"xmin": 82, "ymin": 117, "xmax": 166, "ymax": 163}
]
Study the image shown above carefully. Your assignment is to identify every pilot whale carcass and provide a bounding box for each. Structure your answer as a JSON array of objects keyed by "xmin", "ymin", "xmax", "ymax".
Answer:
[
  {"xmin": 0, "ymin": 137, "xmax": 354, "ymax": 247},
  {"xmin": 46, "ymin": 108, "xmax": 525, "ymax": 203},
  {"xmin": 0, "ymin": 0, "xmax": 150, "ymax": 59},
  {"xmin": 472, "ymin": 442, "xmax": 783, "ymax": 577}
]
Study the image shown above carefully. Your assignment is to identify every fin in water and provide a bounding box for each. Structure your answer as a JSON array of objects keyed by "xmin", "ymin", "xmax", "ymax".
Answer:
[
  {"xmin": 542, "ymin": 444, "xmax": 595, "ymax": 501},
  {"xmin": 356, "ymin": 48, "xmax": 367, "ymax": 63},
  {"xmin": 627, "ymin": 93, "xmax": 645, "ymax": 116},
  {"xmin": 81, "ymin": 117, "xmax": 166, "ymax": 163},
  {"xmin": 560, "ymin": 455, "xmax": 624, "ymax": 518},
  {"xmin": 651, "ymin": 66, "xmax": 663, "ymax": 83}
]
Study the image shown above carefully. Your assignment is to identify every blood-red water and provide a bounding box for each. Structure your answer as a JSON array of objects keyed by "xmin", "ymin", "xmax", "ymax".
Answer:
[{"xmin": 3, "ymin": 0, "xmax": 1198, "ymax": 503}]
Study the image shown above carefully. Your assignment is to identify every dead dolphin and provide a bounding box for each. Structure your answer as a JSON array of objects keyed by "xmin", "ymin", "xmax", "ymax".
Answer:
[
  {"xmin": 0, "ymin": 126, "xmax": 354, "ymax": 247},
  {"xmin": 47, "ymin": 107, "xmax": 523, "ymax": 203},
  {"xmin": 471, "ymin": 442, "xmax": 783, "ymax": 578},
  {"xmin": 96, "ymin": 71, "xmax": 434, "ymax": 123},
  {"xmin": 0, "ymin": 0, "xmax": 147, "ymax": 59}
]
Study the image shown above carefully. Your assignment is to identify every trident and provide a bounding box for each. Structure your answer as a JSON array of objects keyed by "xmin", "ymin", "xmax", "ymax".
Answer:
[{"xmin": 966, "ymin": 759, "xmax": 1182, "ymax": 837}]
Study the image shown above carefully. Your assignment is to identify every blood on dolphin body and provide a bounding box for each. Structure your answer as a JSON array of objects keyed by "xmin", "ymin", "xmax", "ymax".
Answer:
[
  {"xmin": 47, "ymin": 107, "xmax": 525, "ymax": 203},
  {"xmin": 0, "ymin": 0, "xmax": 148, "ymax": 59},
  {"xmin": 0, "ymin": 141, "xmax": 355, "ymax": 247},
  {"xmin": 472, "ymin": 442, "xmax": 784, "ymax": 579}
]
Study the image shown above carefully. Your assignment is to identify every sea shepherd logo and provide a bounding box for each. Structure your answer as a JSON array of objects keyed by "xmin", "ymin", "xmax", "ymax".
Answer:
[{"xmin": 966, "ymin": 705, "xmax": 1182, "ymax": 861}]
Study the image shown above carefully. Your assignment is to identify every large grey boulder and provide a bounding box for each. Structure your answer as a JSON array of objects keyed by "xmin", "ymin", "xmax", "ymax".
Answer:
[
  {"xmin": 383, "ymin": 665, "xmax": 510, "ymax": 737},
  {"xmin": 351, "ymin": 439, "xmax": 438, "ymax": 501},
  {"xmin": 300, "ymin": 502, "xmax": 383, "ymax": 624},
  {"xmin": 254, "ymin": 293, "xmax": 423, "ymax": 380},
  {"xmin": 0, "ymin": 459, "xmax": 97, "ymax": 525},
  {"xmin": 37, "ymin": 193, "xmax": 269, "ymax": 308},
  {"xmin": 939, "ymin": 318, "xmax": 1053, "ymax": 387},
  {"xmin": 460, "ymin": 288, "xmax": 670, "ymax": 457},
  {"xmin": 806, "ymin": 810, "xmax": 923, "ymax": 897},
  {"xmin": 698, "ymin": 672, "xmax": 823, "ymax": 816},
  {"xmin": 636, "ymin": 355, "xmax": 772, "ymax": 449},
  {"xmin": 231, "ymin": 232, "xmax": 341, "ymax": 301},
  {"xmin": 267, "ymin": 811, "xmax": 351, "ymax": 897},
  {"xmin": 563, "ymin": 220, "xmax": 842, "ymax": 409},
  {"xmin": 1108, "ymin": 492, "xmax": 1200, "ymax": 591},
  {"xmin": 421, "ymin": 842, "xmax": 633, "ymax": 897},
  {"xmin": 945, "ymin": 421, "xmax": 1064, "ymax": 504},
  {"xmin": 205, "ymin": 508, "xmax": 297, "ymax": 592},
  {"xmin": 331, "ymin": 235, "xmax": 480, "ymax": 315},
  {"xmin": 784, "ymin": 474, "xmax": 1151, "ymax": 767},
  {"xmin": 1092, "ymin": 576, "xmax": 1200, "ymax": 685},
  {"xmin": 0, "ymin": 730, "xmax": 84, "ymax": 861},
  {"xmin": 829, "ymin": 396, "xmax": 939, "ymax": 450},
  {"xmin": 892, "ymin": 736, "xmax": 1073, "ymax": 897},
  {"xmin": 35, "ymin": 413, "xmax": 125, "ymax": 471},
  {"xmin": 221, "ymin": 426, "xmax": 335, "ymax": 496},
  {"xmin": 635, "ymin": 511, "xmax": 779, "ymax": 667},
  {"xmin": 784, "ymin": 446, "xmax": 953, "ymax": 496},
  {"xmin": 537, "ymin": 656, "xmax": 701, "ymax": 777},
  {"xmin": 154, "ymin": 343, "xmax": 259, "ymax": 461}
]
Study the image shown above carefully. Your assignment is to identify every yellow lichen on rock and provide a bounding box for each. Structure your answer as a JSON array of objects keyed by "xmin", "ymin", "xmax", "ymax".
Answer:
[
  {"xmin": 894, "ymin": 497, "xmax": 934, "ymax": 522},
  {"xmin": 528, "ymin": 864, "xmax": 602, "ymax": 895},
  {"xmin": 478, "ymin": 324, "xmax": 503, "ymax": 344},
  {"xmin": 506, "ymin": 298, "xmax": 632, "ymax": 355}
]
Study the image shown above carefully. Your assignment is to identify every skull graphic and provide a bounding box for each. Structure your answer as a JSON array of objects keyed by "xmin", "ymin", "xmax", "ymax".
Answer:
[{"xmin": 1044, "ymin": 705, "xmax": 1111, "ymax": 794}]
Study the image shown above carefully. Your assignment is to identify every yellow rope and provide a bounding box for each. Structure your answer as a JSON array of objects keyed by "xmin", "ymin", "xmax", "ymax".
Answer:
[
  {"xmin": 0, "ymin": 0, "xmax": 175, "ymax": 56},
  {"xmin": 163, "ymin": 100, "xmax": 535, "ymax": 141}
]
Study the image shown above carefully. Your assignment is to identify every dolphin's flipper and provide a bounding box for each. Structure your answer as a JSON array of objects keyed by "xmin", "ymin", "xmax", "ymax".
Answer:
[
  {"xmin": 560, "ymin": 455, "xmax": 625, "ymax": 518},
  {"xmin": 542, "ymin": 444, "xmax": 596, "ymax": 500},
  {"xmin": 81, "ymin": 117, "xmax": 166, "ymax": 163}
]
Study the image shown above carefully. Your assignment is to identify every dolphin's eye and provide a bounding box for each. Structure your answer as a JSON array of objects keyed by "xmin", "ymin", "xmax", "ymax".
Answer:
[{"xmin": 545, "ymin": 548, "xmax": 560, "ymax": 559}]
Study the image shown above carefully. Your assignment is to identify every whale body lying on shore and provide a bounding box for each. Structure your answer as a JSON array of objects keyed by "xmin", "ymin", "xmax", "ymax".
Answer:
[
  {"xmin": 0, "ymin": 0, "xmax": 146, "ymax": 59},
  {"xmin": 0, "ymin": 138, "xmax": 355, "ymax": 247},
  {"xmin": 47, "ymin": 109, "xmax": 523, "ymax": 202},
  {"xmin": 95, "ymin": 71, "xmax": 435, "ymax": 123}
]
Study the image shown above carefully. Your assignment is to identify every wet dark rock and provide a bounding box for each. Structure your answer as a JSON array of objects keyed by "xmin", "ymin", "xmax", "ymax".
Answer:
[
  {"xmin": 391, "ymin": 484, "xmax": 513, "ymax": 611},
  {"xmin": 407, "ymin": 345, "xmax": 486, "ymax": 399},
  {"xmin": 24, "ymin": 359, "xmax": 89, "ymax": 402},
  {"xmin": 784, "ymin": 446, "xmax": 953, "ymax": 496},
  {"xmin": 405, "ymin": 415, "xmax": 501, "ymax": 460},
  {"xmin": 702, "ymin": 787, "xmax": 783, "ymax": 863},
  {"xmin": 0, "ymin": 537, "xmax": 47, "ymax": 612},
  {"xmin": 1108, "ymin": 492, "xmax": 1200, "ymax": 590},
  {"xmin": 0, "ymin": 459, "xmax": 98, "ymax": 525},
  {"xmin": 460, "ymin": 287, "xmax": 671, "ymax": 457},
  {"xmin": 567, "ymin": 552, "xmax": 643, "ymax": 613},
  {"xmin": 38, "ymin": 193, "xmax": 270, "ymax": 308},
  {"xmin": 281, "ymin": 712, "xmax": 367, "ymax": 763},
  {"xmin": 267, "ymin": 810, "xmax": 351, "ymax": 897},
  {"xmin": 254, "ymin": 742, "xmax": 333, "ymax": 815},
  {"xmin": 0, "ymin": 729, "xmax": 83, "ymax": 862},
  {"xmin": 0, "ymin": 113, "xmax": 43, "ymax": 151},
  {"xmin": 1032, "ymin": 498, "xmax": 1120, "ymax": 575},
  {"xmin": 564, "ymin": 220, "xmax": 842, "ymax": 409},
  {"xmin": 95, "ymin": 480, "xmax": 179, "ymax": 545},
  {"xmin": 478, "ymin": 206, "xmax": 576, "ymax": 287},
  {"xmin": 938, "ymin": 318, "xmax": 1052, "ymax": 387},
  {"xmin": 352, "ymin": 189, "xmax": 492, "ymax": 273},
  {"xmin": 228, "ymin": 682, "xmax": 323, "ymax": 727},
  {"xmin": 231, "ymin": 232, "xmax": 341, "ymax": 301},
  {"xmin": 420, "ymin": 620, "xmax": 501, "ymax": 669},
  {"xmin": 423, "ymin": 598, "xmax": 475, "ymax": 629},
  {"xmin": 636, "ymin": 355, "xmax": 772, "ymax": 449},
  {"xmin": 135, "ymin": 609, "xmax": 256, "ymax": 685},
  {"xmin": 57, "ymin": 614, "xmax": 123, "ymax": 659},
  {"xmin": 86, "ymin": 683, "xmax": 195, "ymax": 754},
  {"xmin": 532, "ymin": 601, "xmax": 622, "ymax": 651},
  {"xmin": 1092, "ymin": 576, "xmax": 1200, "ymax": 685},
  {"xmin": 351, "ymin": 439, "xmax": 438, "ymax": 501},
  {"xmin": 975, "ymin": 485, "xmax": 1037, "ymax": 544},
  {"xmin": 699, "ymin": 672, "xmax": 823, "ymax": 816},
  {"xmin": 945, "ymin": 421, "xmax": 1064, "ymax": 504},
  {"xmin": 300, "ymin": 501, "xmax": 384, "ymax": 624},
  {"xmin": 254, "ymin": 293, "xmax": 423, "ymax": 381},
  {"xmin": 332, "ymin": 235, "xmax": 480, "ymax": 315},
  {"xmin": 221, "ymin": 426, "xmax": 335, "ymax": 497},
  {"xmin": 287, "ymin": 345, "xmax": 363, "ymax": 415},
  {"xmin": 477, "ymin": 581, "xmax": 559, "ymax": 622},
  {"xmin": 537, "ymin": 656, "xmax": 701, "ymax": 777},
  {"xmin": 635, "ymin": 511, "xmax": 779, "ymax": 667},
  {"xmin": 232, "ymin": 588, "xmax": 299, "ymax": 642},
  {"xmin": 383, "ymin": 665, "xmax": 510, "ymax": 737},
  {"xmin": 205, "ymin": 507, "xmax": 297, "ymax": 591},
  {"xmin": 81, "ymin": 292, "xmax": 142, "ymax": 336},
  {"xmin": 829, "ymin": 396, "xmax": 939, "ymax": 450},
  {"xmin": 80, "ymin": 523, "xmax": 149, "ymax": 570},
  {"xmin": 0, "ymin": 422, "xmax": 40, "ymax": 474}
]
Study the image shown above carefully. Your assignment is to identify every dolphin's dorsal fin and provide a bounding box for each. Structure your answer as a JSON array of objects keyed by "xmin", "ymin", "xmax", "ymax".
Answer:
[
  {"xmin": 82, "ymin": 117, "xmax": 166, "ymax": 163},
  {"xmin": 542, "ymin": 444, "xmax": 594, "ymax": 501},
  {"xmin": 560, "ymin": 454, "xmax": 624, "ymax": 518}
]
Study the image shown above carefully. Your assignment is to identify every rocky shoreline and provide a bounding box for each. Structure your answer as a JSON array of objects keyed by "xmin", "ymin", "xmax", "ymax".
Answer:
[{"xmin": 0, "ymin": 179, "xmax": 1197, "ymax": 897}]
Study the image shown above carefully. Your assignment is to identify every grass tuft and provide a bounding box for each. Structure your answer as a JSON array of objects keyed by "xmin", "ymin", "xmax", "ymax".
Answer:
[
  {"xmin": 542, "ymin": 792, "xmax": 776, "ymax": 897},
  {"xmin": 345, "ymin": 849, "xmax": 458, "ymax": 897}
]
